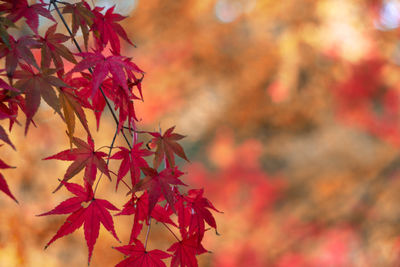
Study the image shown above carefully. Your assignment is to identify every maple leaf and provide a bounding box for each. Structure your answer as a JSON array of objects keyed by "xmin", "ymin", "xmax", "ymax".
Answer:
[
  {"xmin": 0, "ymin": 157, "xmax": 17, "ymax": 203},
  {"xmin": 0, "ymin": 0, "xmax": 54, "ymax": 34},
  {"xmin": 43, "ymin": 136, "xmax": 110, "ymax": 192},
  {"xmin": 58, "ymin": 86, "xmax": 91, "ymax": 147},
  {"xmin": 69, "ymin": 72, "xmax": 112, "ymax": 130},
  {"xmin": 110, "ymin": 78, "xmax": 142, "ymax": 133},
  {"xmin": 66, "ymin": 50, "xmax": 143, "ymax": 99},
  {"xmin": 117, "ymin": 192, "xmax": 177, "ymax": 244},
  {"xmin": 133, "ymin": 167, "xmax": 186, "ymax": 216},
  {"xmin": 0, "ymin": 87, "xmax": 26, "ymax": 131},
  {"xmin": 167, "ymin": 234, "xmax": 208, "ymax": 267},
  {"xmin": 38, "ymin": 182, "xmax": 120, "ymax": 265},
  {"xmin": 176, "ymin": 189, "xmax": 220, "ymax": 242},
  {"xmin": 91, "ymin": 5, "xmax": 134, "ymax": 54},
  {"xmin": 114, "ymin": 240, "xmax": 171, "ymax": 267},
  {"xmin": 149, "ymin": 126, "xmax": 189, "ymax": 169},
  {"xmin": 0, "ymin": 124, "xmax": 14, "ymax": 149},
  {"xmin": 35, "ymin": 24, "xmax": 76, "ymax": 73},
  {"xmin": 62, "ymin": 1, "xmax": 94, "ymax": 50},
  {"xmin": 0, "ymin": 35, "xmax": 39, "ymax": 77},
  {"xmin": 12, "ymin": 64, "xmax": 68, "ymax": 134},
  {"xmin": 110, "ymin": 142, "xmax": 153, "ymax": 190}
]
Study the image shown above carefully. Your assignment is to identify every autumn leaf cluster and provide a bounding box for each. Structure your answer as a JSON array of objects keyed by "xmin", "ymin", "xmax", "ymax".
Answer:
[{"xmin": 0, "ymin": 0, "xmax": 219, "ymax": 266}]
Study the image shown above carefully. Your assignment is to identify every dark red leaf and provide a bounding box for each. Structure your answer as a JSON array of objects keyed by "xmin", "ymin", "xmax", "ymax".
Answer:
[
  {"xmin": 0, "ymin": 124, "xmax": 14, "ymax": 149},
  {"xmin": 0, "ymin": 0, "xmax": 54, "ymax": 34},
  {"xmin": 35, "ymin": 24, "xmax": 76, "ymax": 74},
  {"xmin": 0, "ymin": 35, "xmax": 39, "ymax": 76},
  {"xmin": 0, "ymin": 158, "xmax": 17, "ymax": 203},
  {"xmin": 62, "ymin": 1, "xmax": 94, "ymax": 49},
  {"xmin": 133, "ymin": 167, "xmax": 186, "ymax": 215},
  {"xmin": 149, "ymin": 126, "xmax": 189, "ymax": 169},
  {"xmin": 43, "ymin": 136, "xmax": 110, "ymax": 191},
  {"xmin": 13, "ymin": 64, "xmax": 68, "ymax": 134}
]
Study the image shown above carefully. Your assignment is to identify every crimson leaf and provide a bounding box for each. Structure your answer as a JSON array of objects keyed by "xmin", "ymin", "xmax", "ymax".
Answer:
[
  {"xmin": 91, "ymin": 5, "xmax": 134, "ymax": 54},
  {"xmin": 38, "ymin": 181, "xmax": 120, "ymax": 265},
  {"xmin": 66, "ymin": 50, "xmax": 143, "ymax": 99},
  {"xmin": 117, "ymin": 191, "xmax": 177, "ymax": 244},
  {"xmin": 114, "ymin": 240, "xmax": 170, "ymax": 267},
  {"xmin": 110, "ymin": 142, "xmax": 153, "ymax": 190},
  {"xmin": 167, "ymin": 234, "xmax": 208, "ymax": 267}
]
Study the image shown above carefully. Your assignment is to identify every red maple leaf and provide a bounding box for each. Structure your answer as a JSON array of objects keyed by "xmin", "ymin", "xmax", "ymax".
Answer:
[
  {"xmin": 66, "ymin": 50, "xmax": 143, "ymax": 99},
  {"xmin": 0, "ymin": 0, "xmax": 54, "ymax": 34},
  {"xmin": 35, "ymin": 24, "xmax": 76, "ymax": 73},
  {"xmin": 0, "ymin": 157, "xmax": 17, "ymax": 203},
  {"xmin": 149, "ymin": 126, "xmax": 189, "ymax": 169},
  {"xmin": 133, "ymin": 167, "xmax": 186, "ymax": 215},
  {"xmin": 117, "ymin": 192, "xmax": 177, "ymax": 244},
  {"xmin": 167, "ymin": 234, "xmax": 208, "ymax": 267},
  {"xmin": 91, "ymin": 5, "xmax": 134, "ymax": 54},
  {"xmin": 0, "ymin": 89, "xmax": 25, "ymax": 131},
  {"xmin": 0, "ymin": 124, "xmax": 14, "ymax": 149},
  {"xmin": 12, "ymin": 64, "xmax": 68, "ymax": 134},
  {"xmin": 176, "ymin": 189, "xmax": 220, "ymax": 242},
  {"xmin": 114, "ymin": 240, "xmax": 171, "ymax": 267},
  {"xmin": 0, "ymin": 35, "xmax": 39, "ymax": 76},
  {"xmin": 110, "ymin": 80, "xmax": 141, "ymax": 133},
  {"xmin": 110, "ymin": 142, "xmax": 153, "ymax": 190},
  {"xmin": 38, "ymin": 181, "xmax": 120, "ymax": 265},
  {"xmin": 62, "ymin": 1, "xmax": 94, "ymax": 50},
  {"xmin": 67, "ymin": 72, "xmax": 111, "ymax": 130},
  {"xmin": 43, "ymin": 136, "xmax": 110, "ymax": 192}
]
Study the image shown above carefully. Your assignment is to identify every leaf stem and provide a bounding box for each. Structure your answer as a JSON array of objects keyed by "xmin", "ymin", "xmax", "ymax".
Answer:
[
  {"xmin": 121, "ymin": 179, "xmax": 132, "ymax": 191},
  {"xmin": 161, "ymin": 222, "xmax": 180, "ymax": 242},
  {"xmin": 93, "ymin": 127, "xmax": 118, "ymax": 195},
  {"xmin": 144, "ymin": 218, "xmax": 152, "ymax": 250}
]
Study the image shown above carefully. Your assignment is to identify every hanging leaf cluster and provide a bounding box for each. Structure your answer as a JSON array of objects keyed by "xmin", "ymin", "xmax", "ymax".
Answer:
[{"xmin": 0, "ymin": 0, "xmax": 219, "ymax": 266}]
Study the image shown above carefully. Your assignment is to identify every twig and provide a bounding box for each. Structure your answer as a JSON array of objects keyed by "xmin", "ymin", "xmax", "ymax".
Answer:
[
  {"xmin": 50, "ymin": 0, "xmax": 133, "ymax": 149},
  {"xmin": 93, "ymin": 128, "xmax": 118, "ymax": 195},
  {"xmin": 162, "ymin": 222, "xmax": 180, "ymax": 242}
]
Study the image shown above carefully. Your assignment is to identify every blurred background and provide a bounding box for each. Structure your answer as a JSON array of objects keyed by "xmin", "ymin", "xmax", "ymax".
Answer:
[{"xmin": 4, "ymin": 0, "xmax": 400, "ymax": 266}]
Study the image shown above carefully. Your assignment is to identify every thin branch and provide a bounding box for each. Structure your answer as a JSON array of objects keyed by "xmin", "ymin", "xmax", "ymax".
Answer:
[
  {"xmin": 50, "ymin": 0, "xmax": 132, "ymax": 149},
  {"xmin": 93, "ymin": 128, "xmax": 118, "ymax": 195},
  {"xmin": 122, "ymin": 126, "xmax": 148, "ymax": 134}
]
